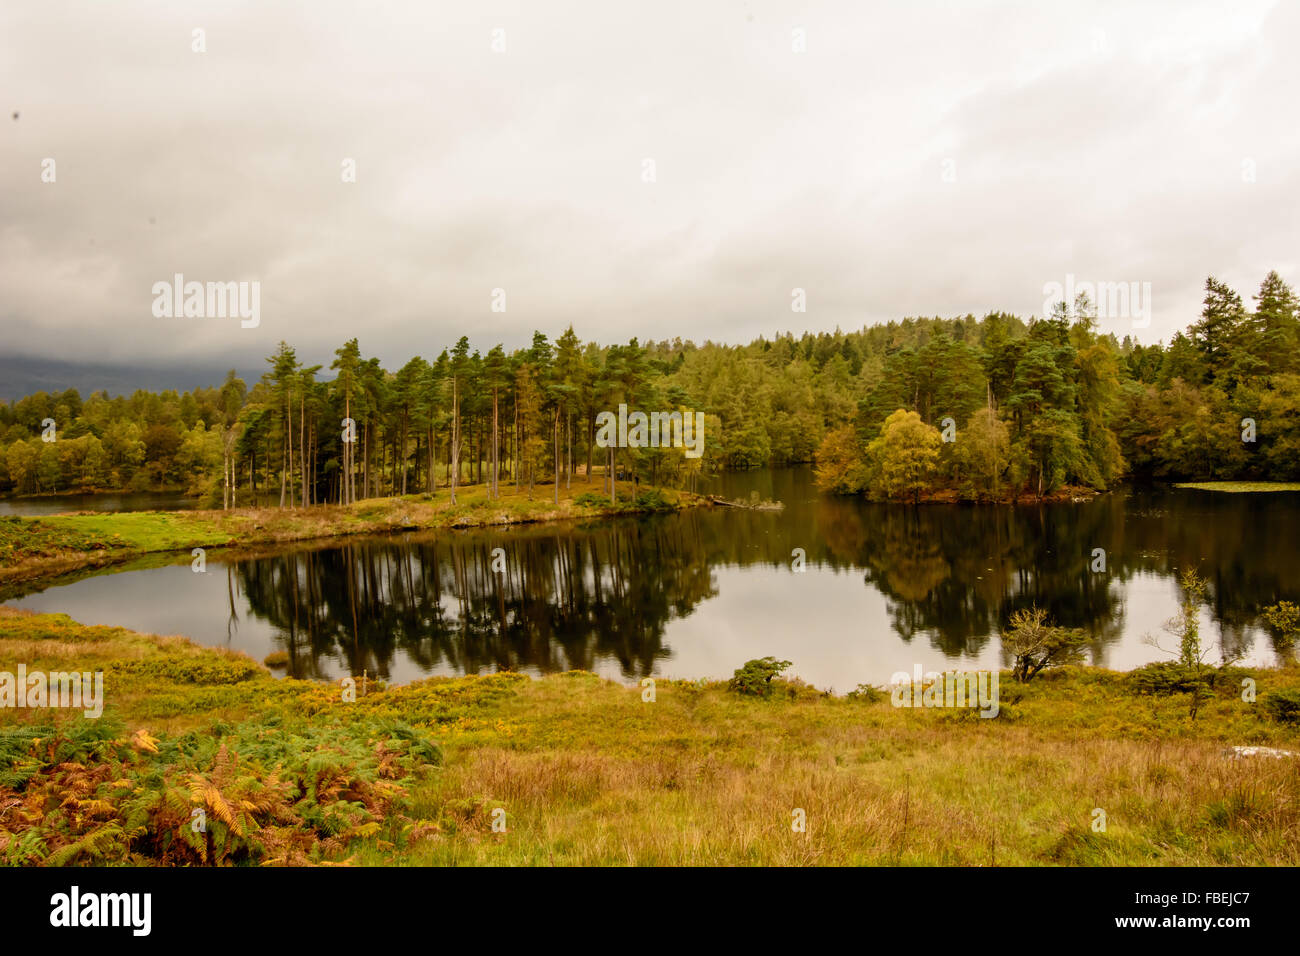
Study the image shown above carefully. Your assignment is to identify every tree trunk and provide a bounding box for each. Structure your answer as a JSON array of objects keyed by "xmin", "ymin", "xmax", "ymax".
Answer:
[
  {"xmin": 344, "ymin": 393, "xmax": 353, "ymax": 505},
  {"xmin": 586, "ymin": 410, "xmax": 594, "ymax": 483},
  {"xmin": 404, "ymin": 411, "xmax": 411, "ymax": 495},
  {"xmin": 449, "ymin": 379, "xmax": 459, "ymax": 505},
  {"xmin": 299, "ymin": 391, "xmax": 307, "ymax": 506}
]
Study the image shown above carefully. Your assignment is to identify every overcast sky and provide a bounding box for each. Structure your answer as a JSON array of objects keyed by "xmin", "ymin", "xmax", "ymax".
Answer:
[{"xmin": 2, "ymin": 0, "xmax": 1297, "ymax": 376}]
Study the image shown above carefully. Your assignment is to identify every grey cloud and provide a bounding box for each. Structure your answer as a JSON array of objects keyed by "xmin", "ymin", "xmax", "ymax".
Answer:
[{"xmin": 1, "ymin": 0, "xmax": 1294, "ymax": 378}]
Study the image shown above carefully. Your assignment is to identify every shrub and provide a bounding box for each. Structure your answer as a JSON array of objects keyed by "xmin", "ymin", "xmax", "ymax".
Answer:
[
  {"xmin": 776, "ymin": 677, "xmax": 828, "ymax": 702},
  {"xmin": 1262, "ymin": 602, "xmax": 1300, "ymax": 654},
  {"xmin": 1262, "ymin": 688, "xmax": 1300, "ymax": 725},
  {"xmin": 1128, "ymin": 661, "xmax": 1205, "ymax": 695},
  {"xmin": 1128, "ymin": 661, "xmax": 1251, "ymax": 696},
  {"xmin": 727, "ymin": 657, "xmax": 792, "ymax": 698},
  {"xmin": 846, "ymin": 683, "xmax": 886, "ymax": 703},
  {"xmin": 631, "ymin": 489, "xmax": 673, "ymax": 511},
  {"xmin": 110, "ymin": 656, "xmax": 261, "ymax": 685},
  {"xmin": 575, "ymin": 488, "xmax": 674, "ymax": 512},
  {"xmin": 1001, "ymin": 607, "xmax": 1087, "ymax": 682}
]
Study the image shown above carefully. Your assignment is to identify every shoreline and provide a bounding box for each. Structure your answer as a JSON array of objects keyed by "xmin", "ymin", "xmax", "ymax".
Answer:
[
  {"xmin": 896, "ymin": 484, "xmax": 1101, "ymax": 505},
  {"xmin": 0, "ymin": 485, "xmax": 192, "ymax": 502},
  {"xmin": 7, "ymin": 475, "xmax": 1296, "ymax": 590},
  {"xmin": 0, "ymin": 483, "xmax": 711, "ymax": 589}
]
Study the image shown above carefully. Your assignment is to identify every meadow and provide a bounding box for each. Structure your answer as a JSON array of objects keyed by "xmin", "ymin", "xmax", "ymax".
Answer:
[{"xmin": 1, "ymin": 606, "xmax": 1297, "ymax": 866}]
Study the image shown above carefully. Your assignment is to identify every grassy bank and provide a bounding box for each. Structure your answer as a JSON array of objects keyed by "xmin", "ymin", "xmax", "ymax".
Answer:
[
  {"xmin": 1, "ymin": 607, "xmax": 1298, "ymax": 866},
  {"xmin": 0, "ymin": 482, "xmax": 701, "ymax": 587},
  {"xmin": 905, "ymin": 484, "xmax": 1100, "ymax": 505}
]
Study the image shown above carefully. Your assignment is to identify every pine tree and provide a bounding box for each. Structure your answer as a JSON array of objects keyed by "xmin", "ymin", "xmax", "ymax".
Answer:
[
  {"xmin": 1191, "ymin": 276, "xmax": 1246, "ymax": 382},
  {"xmin": 447, "ymin": 337, "xmax": 470, "ymax": 504},
  {"xmin": 484, "ymin": 346, "xmax": 508, "ymax": 499},
  {"xmin": 331, "ymin": 339, "xmax": 361, "ymax": 504},
  {"xmin": 265, "ymin": 342, "xmax": 300, "ymax": 509},
  {"xmin": 1252, "ymin": 270, "xmax": 1299, "ymax": 375}
]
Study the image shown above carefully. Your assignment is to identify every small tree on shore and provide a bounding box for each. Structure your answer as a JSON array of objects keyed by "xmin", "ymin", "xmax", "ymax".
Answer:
[
  {"xmin": 1171, "ymin": 570, "xmax": 1211, "ymax": 718},
  {"xmin": 1002, "ymin": 607, "xmax": 1087, "ymax": 682},
  {"xmin": 1262, "ymin": 601, "xmax": 1300, "ymax": 657},
  {"xmin": 1144, "ymin": 569, "xmax": 1228, "ymax": 719},
  {"xmin": 728, "ymin": 657, "xmax": 792, "ymax": 698}
]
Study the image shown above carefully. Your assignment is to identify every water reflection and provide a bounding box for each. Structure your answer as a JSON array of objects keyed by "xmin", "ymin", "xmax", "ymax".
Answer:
[
  {"xmin": 0, "ymin": 491, "xmax": 198, "ymax": 516},
  {"xmin": 6, "ymin": 469, "xmax": 1299, "ymax": 686},
  {"xmin": 234, "ymin": 519, "xmax": 717, "ymax": 681}
]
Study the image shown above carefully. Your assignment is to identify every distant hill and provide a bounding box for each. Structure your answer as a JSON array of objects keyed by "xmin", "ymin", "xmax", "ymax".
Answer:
[{"xmin": 0, "ymin": 354, "xmax": 261, "ymax": 401}]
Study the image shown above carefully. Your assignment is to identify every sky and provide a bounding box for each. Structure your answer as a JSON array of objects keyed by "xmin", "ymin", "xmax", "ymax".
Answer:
[{"xmin": 2, "ymin": 0, "xmax": 1297, "ymax": 381}]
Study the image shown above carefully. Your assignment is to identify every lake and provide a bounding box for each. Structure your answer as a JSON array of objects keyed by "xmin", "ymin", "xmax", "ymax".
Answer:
[
  {"xmin": 4, "ymin": 467, "xmax": 1298, "ymax": 689},
  {"xmin": 0, "ymin": 491, "xmax": 199, "ymax": 516}
]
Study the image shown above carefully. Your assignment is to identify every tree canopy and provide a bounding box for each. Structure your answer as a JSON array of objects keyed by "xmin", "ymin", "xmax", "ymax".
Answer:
[{"xmin": 2, "ymin": 271, "xmax": 1297, "ymax": 506}]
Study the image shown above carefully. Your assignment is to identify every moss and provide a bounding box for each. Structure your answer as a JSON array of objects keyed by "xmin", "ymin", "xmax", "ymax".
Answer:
[{"xmin": 1174, "ymin": 481, "xmax": 1300, "ymax": 492}]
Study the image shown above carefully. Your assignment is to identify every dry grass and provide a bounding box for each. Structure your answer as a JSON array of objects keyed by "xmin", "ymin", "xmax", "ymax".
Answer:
[
  {"xmin": 368, "ymin": 670, "xmax": 1300, "ymax": 866},
  {"xmin": 2, "ymin": 609, "xmax": 1298, "ymax": 866}
]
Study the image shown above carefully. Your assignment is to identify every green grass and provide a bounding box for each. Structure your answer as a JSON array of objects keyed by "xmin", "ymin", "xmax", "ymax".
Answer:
[
  {"xmin": 1174, "ymin": 481, "xmax": 1300, "ymax": 493},
  {"xmin": 0, "ymin": 512, "xmax": 227, "ymax": 565},
  {"xmin": 0, "ymin": 515, "xmax": 130, "ymax": 564},
  {"xmin": 35, "ymin": 512, "xmax": 232, "ymax": 550},
  {"xmin": 2, "ymin": 607, "xmax": 1298, "ymax": 866}
]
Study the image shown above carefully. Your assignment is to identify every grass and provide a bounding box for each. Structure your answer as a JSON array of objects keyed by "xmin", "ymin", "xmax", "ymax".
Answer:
[
  {"xmin": 1174, "ymin": 481, "xmax": 1300, "ymax": 493},
  {"xmin": 0, "ymin": 481, "xmax": 703, "ymax": 587},
  {"xmin": 2, "ymin": 606, "xmax": 1298, "ymax": 866}
]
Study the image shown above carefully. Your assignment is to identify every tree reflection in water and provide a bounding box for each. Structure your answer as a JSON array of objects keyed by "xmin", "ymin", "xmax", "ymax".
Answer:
[{"xmin": 225, "ymin": 469, "xmax": 1300, "ymax": 679}]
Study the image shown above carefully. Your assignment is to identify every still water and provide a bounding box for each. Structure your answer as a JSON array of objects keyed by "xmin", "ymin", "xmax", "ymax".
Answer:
[
  {"xmin": 0, "ymin": 491, "xmax": 198, "ymax": 516},
  {"xmin": 5, "ymin": 468, "xmax": 1298, "ymax": 688}
]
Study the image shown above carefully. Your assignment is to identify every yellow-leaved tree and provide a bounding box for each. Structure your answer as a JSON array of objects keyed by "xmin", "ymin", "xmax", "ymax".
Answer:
[
  {"xmin": 865, "ymin": 409, "xmax": 941, "ymax": 503},
  {"xmin": 813, "ymin": 424, "xmax": 866, "ymax": 494}
]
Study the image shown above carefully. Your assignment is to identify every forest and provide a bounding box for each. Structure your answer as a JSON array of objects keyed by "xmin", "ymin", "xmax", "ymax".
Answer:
[{"xmin": 0, "ymin": 271, "xmax": 1297, "ymax": 505}]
